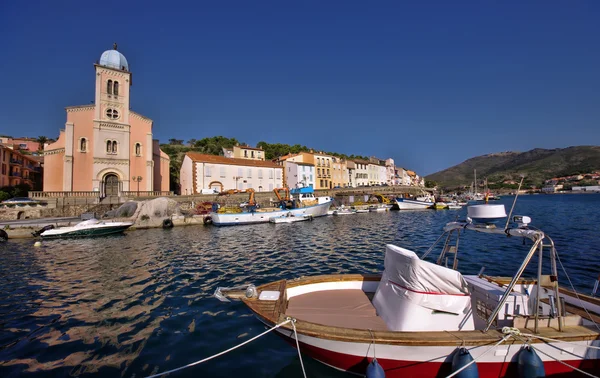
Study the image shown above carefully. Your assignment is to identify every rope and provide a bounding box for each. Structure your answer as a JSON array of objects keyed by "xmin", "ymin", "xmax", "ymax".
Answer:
[
  {"xmin": 554, "ymin": 249, "xmax": 600, "ymax": 332},
  {"xmin": 445, "ymin": 332, "xmax": 513, "ymax": 378},
  {"xmin": 518, "ymin": 333, "xmax": 600, "ymax": 350},
  {"xmin": 145, "ymin": 318, "xmax": 293, "ymax": 378},
  {"xmin": 290, "ymin": 319, "xmax": 308, "ymax": 378},
  {"xmin": 511, "ymin": 333, "xmax": 600, "ymax": 378}
]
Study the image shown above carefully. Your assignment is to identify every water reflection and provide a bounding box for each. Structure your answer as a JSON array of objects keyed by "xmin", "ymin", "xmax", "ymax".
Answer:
[{"xmin": 0, "ymin": 194, "xmax": 598, "ymax": 377}]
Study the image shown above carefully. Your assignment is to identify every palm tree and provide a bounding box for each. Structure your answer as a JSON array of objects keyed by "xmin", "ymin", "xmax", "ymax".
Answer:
[{"xmin": 36, "ymin": 136, "xmax": 48, "ymax": 151}]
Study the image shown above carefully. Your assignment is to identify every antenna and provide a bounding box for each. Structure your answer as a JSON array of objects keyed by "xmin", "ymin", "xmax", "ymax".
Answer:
[{"xmin": 504, "ymin": 176, "xmax": 525, "ymax": 230}]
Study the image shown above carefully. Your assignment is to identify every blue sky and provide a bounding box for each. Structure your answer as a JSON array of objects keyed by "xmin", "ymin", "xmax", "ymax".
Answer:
[{"xmin": 0, "ymin": 1, "xmax": 598, "ymax": 175}]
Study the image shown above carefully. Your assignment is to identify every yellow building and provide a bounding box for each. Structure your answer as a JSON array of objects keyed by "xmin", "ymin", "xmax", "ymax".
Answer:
[
  {"xmin": 223, "ymin": 145, "xmax": 265, "ymax": 161},
  {"xmin": 314, "ymin": 153, "xmax": 333, "ymax": 189},
  {"xmin": 331, "ymin": 157, "xmax": 349, "ymax": 188}
]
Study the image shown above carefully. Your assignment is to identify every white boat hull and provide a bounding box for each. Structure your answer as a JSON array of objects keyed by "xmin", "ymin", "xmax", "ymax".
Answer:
[
  {"xmin": 269, "ymin": 214, "xmax": 313, "ymax": 224},
  {"xmin": 395, "ymin": 198, "xmax": 434, "ymax": 210},
  {"xmin": 40, "ymin": 220, "xmax": 134, "ymax": 238},
  {"xmin": 211, "ymin": 201, "xmax": 331, "ymax": 226}
]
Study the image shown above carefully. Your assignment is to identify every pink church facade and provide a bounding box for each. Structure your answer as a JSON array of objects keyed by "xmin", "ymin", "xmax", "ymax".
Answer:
[{"xmin": 43, "ymin": 45, "xmax": 170, "ymax": 196}]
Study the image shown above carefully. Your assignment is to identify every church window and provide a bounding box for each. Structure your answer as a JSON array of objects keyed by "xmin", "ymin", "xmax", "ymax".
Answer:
[
  {"xmin": 112, "ymin": 141, "xmax": 118, "ymax": 153},
  {"xmin": 135, "ymin": 143, "xmax": 141, "ymax": 156},
  {"xmin": 107, "ymin": 80, "xmax": 113, "ymax": 94},
  {"xmin": 106, "ymin": 140, "xmax": 112, "ymax": 153},
  {"xmin": 106, "ymin": 108, "xmax": 119, "ymax": 120},
  {"xmin": 80, "ymin": 138, "xmax": 87, "ymax": 152},
  {"xmin": 113, "ymin": 81, "xmax": 119, "ymax": 96}
]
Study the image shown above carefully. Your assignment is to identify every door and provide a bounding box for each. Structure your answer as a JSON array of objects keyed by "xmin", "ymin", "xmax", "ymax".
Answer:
[{"xmin": 104, "ymin": 174, "xmax": 119, "ymax": 196}]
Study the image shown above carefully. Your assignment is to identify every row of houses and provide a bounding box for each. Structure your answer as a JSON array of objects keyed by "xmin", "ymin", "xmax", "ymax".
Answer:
[
  {"xmin": 0, "ymin": 143, "xmax": 43, "ymax": 189},
  {"xmin": 541, "ymin": 172, "xmax": 600, "ymax": 193},
  {"xmin": 179, "ymin": 145, "xmax": 424, "ymax": 195}
]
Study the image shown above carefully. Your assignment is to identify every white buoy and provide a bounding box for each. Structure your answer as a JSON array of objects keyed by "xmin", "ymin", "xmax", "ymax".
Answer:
[{"xmin": 34, "ymin": 241, "xmax": 42, "ymax": 247}]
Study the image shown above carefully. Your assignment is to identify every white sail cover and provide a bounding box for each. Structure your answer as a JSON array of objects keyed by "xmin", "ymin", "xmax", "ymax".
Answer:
[{"xmin": 373, "ymin": 244, "xmax": 474, "ymax": 331}]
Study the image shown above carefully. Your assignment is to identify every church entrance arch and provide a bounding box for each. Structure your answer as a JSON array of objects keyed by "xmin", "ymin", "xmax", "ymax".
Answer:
[
  {"xmin": 208, "ymin": 181, "xmax": 223, "ymax": 192},
  {"xmin": 104, "ymin": 174, "xmax": 120, "ymax": 196}
]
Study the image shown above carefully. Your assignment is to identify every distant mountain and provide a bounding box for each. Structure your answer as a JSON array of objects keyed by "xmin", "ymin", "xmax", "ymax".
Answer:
[{"xmin": 426, "ymin": 146, "xmax": 600, "ymax": 188}]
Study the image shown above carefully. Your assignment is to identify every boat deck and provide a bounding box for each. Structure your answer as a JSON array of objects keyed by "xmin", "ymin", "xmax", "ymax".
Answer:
[{"xmin": 287, "ymin": 289, "xmax": 388, "ymax": 331}]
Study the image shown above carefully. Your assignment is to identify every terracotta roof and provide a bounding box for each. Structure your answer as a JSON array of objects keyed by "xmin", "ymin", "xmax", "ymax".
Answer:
[{"xmin": 186, "ymin": 152, "xmax": 281, "ymax": 168}]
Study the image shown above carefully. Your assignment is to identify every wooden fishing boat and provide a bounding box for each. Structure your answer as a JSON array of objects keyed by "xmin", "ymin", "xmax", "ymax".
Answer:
[{"xmin": 217, "ymin": 204, "xmax": 600, "ymax": 377}]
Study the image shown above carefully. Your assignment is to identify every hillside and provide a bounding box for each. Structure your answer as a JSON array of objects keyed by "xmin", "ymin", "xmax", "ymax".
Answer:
[{"xmin": 426, "ymin": 146, "xmax": 600, "ymax": 188}]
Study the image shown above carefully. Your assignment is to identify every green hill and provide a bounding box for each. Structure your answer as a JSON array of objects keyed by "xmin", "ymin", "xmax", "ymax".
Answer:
[{"xmin": 426, "ymin": 146, "xmax": 600, "ymax": 189}]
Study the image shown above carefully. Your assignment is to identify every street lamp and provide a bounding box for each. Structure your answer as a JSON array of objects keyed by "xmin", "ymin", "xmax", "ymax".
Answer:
[
  {"xmin": 132, "ymin": 176, "xmax": 143, "ymax": 196},
  {"xmin": 233, "ymin": 176, "xmax": 242, "ymax": 189}
]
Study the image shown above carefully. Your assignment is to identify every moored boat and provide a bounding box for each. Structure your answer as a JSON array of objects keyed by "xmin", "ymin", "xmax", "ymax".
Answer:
[
  {"xmin": 39, "ymin": 219, "xmax": 134, "ymax": 238},
  {"xmin": 217, "ymin": 203, "xmax": 600, "ymax": 377},
  {"xmin": 211, "ymin": 186, "xmax": 332, "ymax": 226},
  {"xmin": 395, "ymin": 193, "xmax": 435, "ymax": 210}
]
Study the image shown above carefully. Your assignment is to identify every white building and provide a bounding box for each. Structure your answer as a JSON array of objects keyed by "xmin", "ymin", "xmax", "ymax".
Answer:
[
  {"xmin": 180, "ymin": 152, "xmax": 282, "ymax": 195},
  {"xmin": 385, "ymin": 158, "xmax": 395, "ymax": 185},
  {"xmin": 354, "ymin": 160, "xmax": 369, "ymax": 187},
  {"xmin": 284, "ymin": 161, "xmax": 315, "ymax": 189},
  {"xmin": 378, "ymin": 164, "xmax": 387, "ymax": 185}
]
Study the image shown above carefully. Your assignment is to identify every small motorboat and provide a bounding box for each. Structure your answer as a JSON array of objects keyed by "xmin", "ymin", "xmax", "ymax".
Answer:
[
  {"xmin": 333, "ymin": 208, "xmax": 355, "ymax": 216},
  {"xmin": 269, "ymin": 213, "xmax": 313, "ymax": 224},
  {"xmin": 39, "ymin": 219, "xmax": 134, "ymax": 238},
  {"xmin": 447, "ymin": 202, "xmax": 463, "ymax": 209},
  {"xmin": 368, "ymin": 204, "xmax": 390, "ymax": 212}
]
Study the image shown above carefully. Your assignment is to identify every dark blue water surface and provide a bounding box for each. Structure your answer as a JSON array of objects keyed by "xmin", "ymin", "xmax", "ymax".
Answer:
[{"xmin": 1, "ymin": 194, "xmax": 599, "ymax": 378}]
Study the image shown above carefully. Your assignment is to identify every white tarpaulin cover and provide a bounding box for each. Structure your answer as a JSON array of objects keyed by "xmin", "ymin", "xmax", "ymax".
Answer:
[{"xmin": 373, "ymin": 244, "xmax": 474, "ymax": 331}]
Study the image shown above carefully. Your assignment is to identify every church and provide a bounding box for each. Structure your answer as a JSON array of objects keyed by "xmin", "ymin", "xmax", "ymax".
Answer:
[{"xmin": 43, "ymin": 44, "xmax": 170, "ymax": 196}]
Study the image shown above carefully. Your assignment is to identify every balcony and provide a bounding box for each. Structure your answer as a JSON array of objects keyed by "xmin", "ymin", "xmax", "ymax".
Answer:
[
  {"xmin": 10, "ymin": 159, "xmax": 23, "ymax": 165},
  {"xmin": 10, "ymin": 171, "xmax": 21, "ymax": 177}
]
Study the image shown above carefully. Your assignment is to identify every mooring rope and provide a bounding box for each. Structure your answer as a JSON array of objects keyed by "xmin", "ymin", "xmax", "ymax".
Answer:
[
  {"xmin": 145, "ymin": 318, "xmax": 293, "ymax": 378},
  {"xmin": 290, "ymin": 318, "xmax": 308, "ymax": 378},
  {"xmin": 516, "ymin": 332, "xmax": 600, "ymax": 350}
]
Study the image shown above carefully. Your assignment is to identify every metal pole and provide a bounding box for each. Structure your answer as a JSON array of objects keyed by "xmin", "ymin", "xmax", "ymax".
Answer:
[
  {"xmin": 484, "ymin": 237, "xmax": 543, "ymax": 332},
  {"xmin": 548, "ymin": 237, "xmax": 563, "ymax": 331},
  {"xmin": 534, "ymin": 240, "xmax": 544, "ymax": 334}
]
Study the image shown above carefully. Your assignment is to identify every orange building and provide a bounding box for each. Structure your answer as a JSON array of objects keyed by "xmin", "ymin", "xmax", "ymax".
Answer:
[
  {"xmin": 0, "ymin": 144, "xmax": 43, "ymax": 189},
  {"xmin": 43, "ymin": 44, "xmax": 170, "ymax": 196}
]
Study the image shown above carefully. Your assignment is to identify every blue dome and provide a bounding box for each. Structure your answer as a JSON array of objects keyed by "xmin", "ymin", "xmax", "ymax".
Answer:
[{"xmin": 99, "ymin": 49, "xmax": 129, "ymax": 71}]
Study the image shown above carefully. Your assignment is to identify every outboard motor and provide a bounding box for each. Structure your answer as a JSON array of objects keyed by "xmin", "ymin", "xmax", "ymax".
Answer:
[
  {"xmin": 0, "ymin": 229, "xmax": 7, "ymax": 241},
  {"xmin": 32, "ymin": 224, "xmax": 55, "ymax": 237}
]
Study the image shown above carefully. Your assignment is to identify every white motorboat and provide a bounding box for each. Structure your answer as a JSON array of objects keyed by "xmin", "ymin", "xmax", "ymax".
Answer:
[
  {"xmin": 333, "ymin": 208, "xmax": 355, "ymax": 216},
  {"xmin": 369, "ymin": 204, "xmax": 390, "ymax": 212},
  {"xmin": 39, "ymin": 219, "xmax": 134, "ymax": 238},
  {"xmin": 269, "ymin": 213, "xmax": 313, "ymax": 224},
  {"xmin": 218, "ymin": 203, "xmax": 600, "ymax": 377}
]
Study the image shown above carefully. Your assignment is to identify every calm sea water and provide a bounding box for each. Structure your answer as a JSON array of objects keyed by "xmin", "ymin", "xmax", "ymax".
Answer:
[{"xmin": 1, "ymin": 194, "xmax": 599, "ymax": 378}]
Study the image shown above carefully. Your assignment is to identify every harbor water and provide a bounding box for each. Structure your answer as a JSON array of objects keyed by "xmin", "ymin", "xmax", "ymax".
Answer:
[{"xmin": 1, "ymin": 194, "xmax": 599, "ymax": 378}]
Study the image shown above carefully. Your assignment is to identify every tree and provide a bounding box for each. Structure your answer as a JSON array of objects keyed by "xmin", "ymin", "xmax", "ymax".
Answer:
[
  {"xmin": 425, "ymin": 180, "xmax": 437, "ymax": 188},
  {"xmin": 168, "ymin": 138, "xmax": 184, "ymax": 145},
  {"xmin": 36, "ymin": 136, "xmax": 48, "ymax": 151},
  {"xmin": 187, "ymin": 139, "xmax": 197, "ymax": 147}
]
